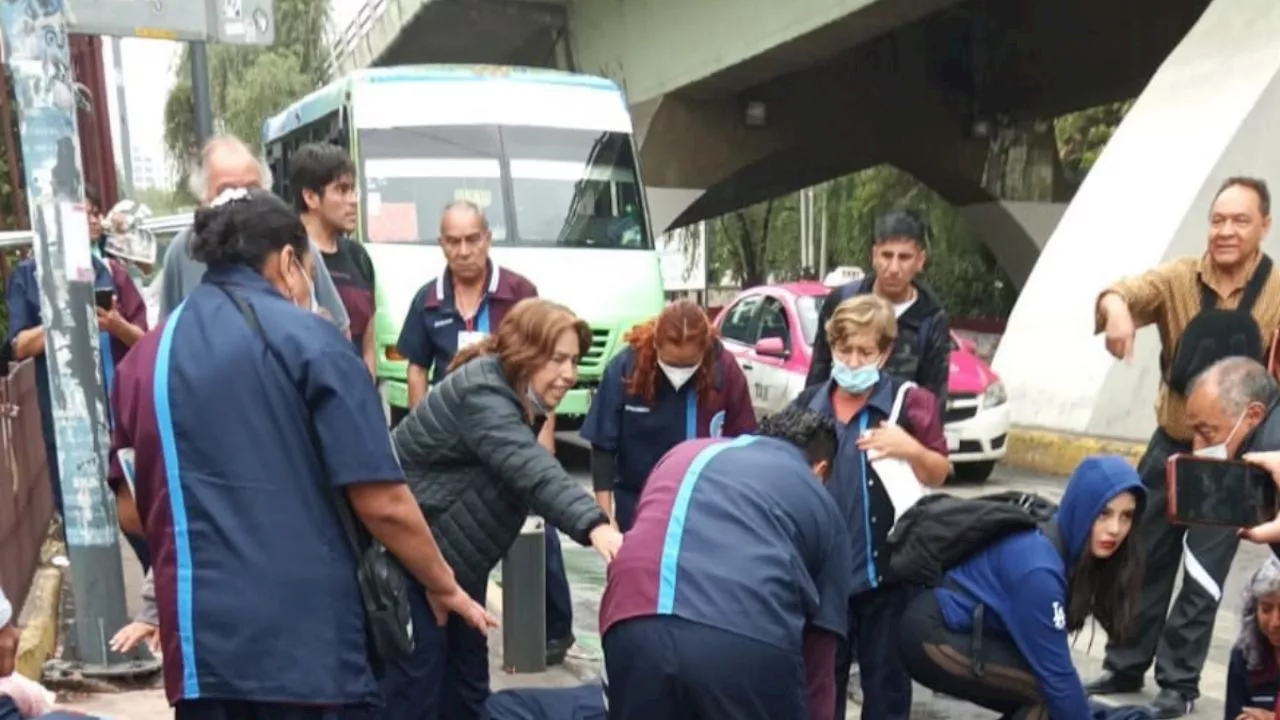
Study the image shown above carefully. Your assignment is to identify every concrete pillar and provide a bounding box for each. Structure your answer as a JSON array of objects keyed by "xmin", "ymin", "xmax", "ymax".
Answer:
[
  {"xmin": 956, "ymin": 201, "xmax": 1069, "ymax": 289},
  {"xmin": 992, "ymin": 0, "xmax": 1280, "ymax": 441}
]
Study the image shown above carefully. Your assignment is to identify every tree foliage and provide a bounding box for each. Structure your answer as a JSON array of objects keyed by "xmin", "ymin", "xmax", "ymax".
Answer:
[
  {"xmin": 1055, "ymin": 100, "xmax": 1134, "ymax": 184},
  {"xmin": 163, "ymin": 0, "xmax": 330, "ymax": 203},
  {"xmin": 707, "ymin": 101, "xmax": 1133, "ymax": 318}
]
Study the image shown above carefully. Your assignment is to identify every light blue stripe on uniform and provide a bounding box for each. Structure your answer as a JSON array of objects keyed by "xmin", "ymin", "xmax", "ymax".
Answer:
[
  {"xmin": 154, "ymin": 301, "xmax": 200, "ymax": 698},
  {"xmin": 856, "ymin": 412, "xmax": 876, "ymax": 587},
  {"xmin": 684, "ymin": 391, "xmax": 696, "ymax": 440},
  {"xmin": 656, "ymin": 435, "xmax": 758, "ymax": 614}
]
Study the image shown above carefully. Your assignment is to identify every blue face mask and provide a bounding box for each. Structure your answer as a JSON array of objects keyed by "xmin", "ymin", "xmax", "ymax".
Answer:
[{"xmin": 832, "ymin": 360, "xmax": 880, "ymax": 395}]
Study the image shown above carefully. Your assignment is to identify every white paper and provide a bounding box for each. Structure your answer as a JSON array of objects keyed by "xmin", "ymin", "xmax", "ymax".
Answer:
[
  {"xmin": 61, "ymin": 203, "xmax": 94, "ymax": 282},
  {"xmin": 871, "ymin": 455, "xmax": 928, "ymax": 523}
]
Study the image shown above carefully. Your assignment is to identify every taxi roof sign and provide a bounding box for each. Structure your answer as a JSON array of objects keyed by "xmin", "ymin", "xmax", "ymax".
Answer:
[
  {"xmin": 67, "ymin": 0, "xmax": 275, "ymax": 45},
  {"xmin": 823, "ymin": 266, "xmax": 865, "ymax": 288}
]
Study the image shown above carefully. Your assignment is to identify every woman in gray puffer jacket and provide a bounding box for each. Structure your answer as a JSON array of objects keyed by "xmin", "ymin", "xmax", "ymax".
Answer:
[{"xmin": 387, "ymin": 297, "xmax": 623, "ymax": 720}]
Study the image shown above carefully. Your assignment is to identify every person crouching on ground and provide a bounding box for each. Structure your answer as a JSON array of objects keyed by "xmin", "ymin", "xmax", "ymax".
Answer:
[
  {"xmin": 600, "ymin": 407, "xmax": 851, "ymax": 720},
  {"xmin": 900, "ymin": 455, "xmax": 1146, "ymax": 719}
]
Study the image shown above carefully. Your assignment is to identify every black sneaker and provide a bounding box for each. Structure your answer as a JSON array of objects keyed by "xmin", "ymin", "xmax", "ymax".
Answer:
[
  {"xmin": 546, "ymin": 634, "xmax": 575, "ymax": 666},
  {"xmin": 1149, "ymin": 688, "xmax": 1193, "ymax": 718},
  {"xmin": 1083, "ymin": 671, "xmax": 1143, "ymax": 695}
]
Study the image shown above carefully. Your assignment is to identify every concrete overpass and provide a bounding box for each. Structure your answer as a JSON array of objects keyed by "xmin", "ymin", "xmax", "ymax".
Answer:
[
  {"xmin": 330, "ymin": 0, "xmax": 1213, "ymax": 288},
  {"xmin": 331, "ymin": 0, "xmax": 1280, "ymax": 444}
]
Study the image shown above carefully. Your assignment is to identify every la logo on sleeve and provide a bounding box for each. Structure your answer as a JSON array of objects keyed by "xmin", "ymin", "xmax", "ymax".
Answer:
[{"xmin": 1051, "ymin": 601, "xmax": 1066, "ymax": 631}]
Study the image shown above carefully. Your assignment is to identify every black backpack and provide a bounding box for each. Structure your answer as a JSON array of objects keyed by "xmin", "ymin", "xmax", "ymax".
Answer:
[
  {"xmin": 1165, "ymin": 254, "xmax": 1272, "ymax": 395},
  {"xmin": 883, "ymin": 491, "xmax": 1061, "ymax": 587}
]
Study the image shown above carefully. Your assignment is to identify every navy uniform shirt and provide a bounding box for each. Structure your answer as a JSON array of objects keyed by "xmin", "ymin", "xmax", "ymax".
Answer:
[
  {"xmin": 106, "ymin": 265, "xmax": 403, "ymax": 706},
  {"xmin": 7, "ymin": 257, "xmax": 148, "ymax": 489},
  {"xmin": 793, "ymin": 376, "xmax": 946, "ymax": 598},
  {"xmin": 395, "ymin": 261, "xmax": 538, "ymax": 384},
  {"xmin": 580, "ymin": 345, "xmax": 756, "ymax": 495},
  {"xmin": 600, "ymin": 435, "xmax": 852, "ymax": 653}
]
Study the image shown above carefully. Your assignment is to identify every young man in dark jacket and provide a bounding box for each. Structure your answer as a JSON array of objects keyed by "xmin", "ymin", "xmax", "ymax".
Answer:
[{"xmin": 805, "ymin": 210, "xmax": 950, "ymax": 410}]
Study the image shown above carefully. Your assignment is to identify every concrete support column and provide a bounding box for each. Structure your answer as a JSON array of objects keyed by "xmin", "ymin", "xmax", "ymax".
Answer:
[{"xmin": 955, "ymin": 201, "xmax": 1068, "ymax": 289}]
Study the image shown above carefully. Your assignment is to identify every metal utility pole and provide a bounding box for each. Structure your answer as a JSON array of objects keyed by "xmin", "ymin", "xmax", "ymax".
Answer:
[
  {"xmin": 110, "ymin": 37, "xmax": 133, "ymax": 195},
  {"xmin": 0, "ymin": 1, "xmax": 137, "ymax": 674},
  {"xmin": 190, "ymin": 42, "xmax": 215, "ymax": 146}
]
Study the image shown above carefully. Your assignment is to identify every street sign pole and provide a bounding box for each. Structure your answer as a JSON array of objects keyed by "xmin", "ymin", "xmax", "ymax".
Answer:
[
  {"xmin": 190, "ymin": 42, "xmax": 214, "ymax": 145},
  {"xmin": 0, "ymin": 0, "xmax": 136, "ymax": 675}
]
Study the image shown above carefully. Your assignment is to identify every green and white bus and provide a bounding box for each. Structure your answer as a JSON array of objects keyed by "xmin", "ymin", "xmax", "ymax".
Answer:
[{"xmin": 262, "ymin": 65, "xmax": 665, "ymax": 423}]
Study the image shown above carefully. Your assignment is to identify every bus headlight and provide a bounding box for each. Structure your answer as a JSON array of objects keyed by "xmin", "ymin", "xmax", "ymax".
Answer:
[{"xmin": 982, "ymin": 380, "xmax": 1008, "ymax": 408}]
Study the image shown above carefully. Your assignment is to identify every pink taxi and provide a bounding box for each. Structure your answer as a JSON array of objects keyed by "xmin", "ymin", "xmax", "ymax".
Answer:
[{"xmin": 714, "ymin": 282, "xmax": 1010, "ymax": 483}]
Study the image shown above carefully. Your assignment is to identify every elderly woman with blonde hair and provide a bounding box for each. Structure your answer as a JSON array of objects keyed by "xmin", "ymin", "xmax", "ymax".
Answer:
[{"xmin": 787, "ymin": 292, "xmax": 950, "ymax": 720}]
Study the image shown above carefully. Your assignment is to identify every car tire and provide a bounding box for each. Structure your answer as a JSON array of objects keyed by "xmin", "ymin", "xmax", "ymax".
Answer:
[{"xmin": 952, "ymin": 460, "xmax": 997, "ymax": 484}]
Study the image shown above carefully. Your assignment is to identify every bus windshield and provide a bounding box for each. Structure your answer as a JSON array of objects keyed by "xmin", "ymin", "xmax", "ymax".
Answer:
[{"xmin": 359, "ymin": 125, "xmax": 651, "ymax": 249}]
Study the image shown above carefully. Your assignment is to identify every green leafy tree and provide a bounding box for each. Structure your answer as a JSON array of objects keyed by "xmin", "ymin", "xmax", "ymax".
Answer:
[
  {"xmin": 696, "ymin": 100, "xmax": 1134, "ymax": 319},
  {"xmin": 1055, "ymin": 100, "xmax": 1134, "ymax": 184},
  {"xmin": 163, "ymin": 0, "xmax": 330, "ymax": 203},
  {"xmin": 133, "ymin": 186, "xmax": 186, "ymax": 216}
]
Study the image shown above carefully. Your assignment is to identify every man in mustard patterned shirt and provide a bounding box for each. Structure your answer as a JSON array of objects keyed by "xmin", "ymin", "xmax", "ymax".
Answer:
[{"xmin": 1087, "ymin": 177, "xmax": 1280, "ymax": 718}]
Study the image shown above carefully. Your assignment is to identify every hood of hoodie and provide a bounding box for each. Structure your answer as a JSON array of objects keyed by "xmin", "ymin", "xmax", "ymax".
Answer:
[{"xmin": 1055, "ymin": 455, "xmax": 1147, "ymax": 564}]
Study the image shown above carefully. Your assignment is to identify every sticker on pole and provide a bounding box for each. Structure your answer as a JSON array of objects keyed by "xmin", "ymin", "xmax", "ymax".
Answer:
[{"xmin": 224, "ymin": 0, "xmax": 243, "ymax": 21}]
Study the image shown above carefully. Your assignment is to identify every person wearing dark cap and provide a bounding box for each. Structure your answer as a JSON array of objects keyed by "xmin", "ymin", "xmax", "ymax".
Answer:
[{"xmin": 805, "ymin": 210, "xmax": 950, "ymax": 412}]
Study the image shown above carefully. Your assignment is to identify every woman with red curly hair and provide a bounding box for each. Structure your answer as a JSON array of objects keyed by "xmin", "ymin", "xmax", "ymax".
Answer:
[{"xmin": 580, "ymin": 299, "xmax": 756, "ymax": 530}]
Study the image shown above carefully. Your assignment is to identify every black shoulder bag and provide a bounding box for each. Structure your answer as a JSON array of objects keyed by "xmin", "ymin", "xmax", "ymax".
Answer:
[
  {"xmin": 215, "ymin": 285, "xmax": 415, "ymax": 669},
  {"xmin": 1166, "ymin": 254, "xmax": 1273, "ymax": 395}
]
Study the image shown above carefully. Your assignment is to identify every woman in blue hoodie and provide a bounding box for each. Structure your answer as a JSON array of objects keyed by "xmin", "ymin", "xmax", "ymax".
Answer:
[{"xmin": 899, "ymin": 455, "xmax": 1146, "ymax": 719}]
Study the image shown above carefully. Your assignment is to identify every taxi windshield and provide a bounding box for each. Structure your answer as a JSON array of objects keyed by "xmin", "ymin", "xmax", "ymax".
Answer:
[
  {"xmin": 358, "ymin": 124, "xmax": 651, "ymax": 249},
  {"xmin": 797, "ymin": 294, "xmax": 823, "ymax": 347}
]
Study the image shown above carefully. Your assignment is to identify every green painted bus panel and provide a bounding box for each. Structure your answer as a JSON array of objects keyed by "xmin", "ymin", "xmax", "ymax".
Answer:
[{"xmin": 371, "ymin": 245, "xmax": 664, "ymax": 413}]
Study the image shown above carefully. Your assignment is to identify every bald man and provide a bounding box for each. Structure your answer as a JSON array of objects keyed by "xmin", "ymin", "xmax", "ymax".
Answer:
[{"xmin": 158, "ymin": 136, "xmax": 351, "ymax": 335}]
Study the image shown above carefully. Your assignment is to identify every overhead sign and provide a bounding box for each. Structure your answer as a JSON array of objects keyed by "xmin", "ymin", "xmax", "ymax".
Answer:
[
  {"xmin": 66, "ymin": 0, "xmax": 275, "ymax": 45},
  {"xmin": 658, "ymin": 221, "xmax": 707, "ymax": 292}
]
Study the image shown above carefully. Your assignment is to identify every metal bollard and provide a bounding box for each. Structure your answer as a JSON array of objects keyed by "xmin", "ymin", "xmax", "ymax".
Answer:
[{"xmin": 501, "ymin": 515, "xmax": 547, "ymax": 673}]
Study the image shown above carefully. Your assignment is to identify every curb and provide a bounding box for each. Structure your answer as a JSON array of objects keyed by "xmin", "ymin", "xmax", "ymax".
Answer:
[
  {"xmin": 15, "ymin": 531, "xmax": 64, "ymax": 681},
  {"xmin": 1003, "ymin": 426, "xmax": 1145, "ymax": 477},
  {"xmin": 485, "ymin": 580, "xmax": 597, "ymax": 683}
]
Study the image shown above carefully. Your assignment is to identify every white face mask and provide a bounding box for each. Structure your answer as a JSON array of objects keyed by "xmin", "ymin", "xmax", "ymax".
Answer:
[
  {"xmin": 658, "ymin": 360, "xmax": 697, "ymax": 390},
  {"xmin": 1194, "ymin": 409, "xmax": 1248, "ymax": 460},
  {"xmin": 292, "ymin": 256, "xmax": 318, "ymax": 313}
]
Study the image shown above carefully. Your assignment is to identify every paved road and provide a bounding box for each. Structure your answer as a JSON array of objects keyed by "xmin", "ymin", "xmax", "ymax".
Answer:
[{"xmin": 59, "ymin": 443, "xmax": 1265, "ymax": 719}]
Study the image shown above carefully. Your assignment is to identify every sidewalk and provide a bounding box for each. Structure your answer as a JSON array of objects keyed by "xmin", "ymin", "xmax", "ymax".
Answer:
[{"xmin": 49, "ymin": 547, "xmax": 594, "ymax": 719}]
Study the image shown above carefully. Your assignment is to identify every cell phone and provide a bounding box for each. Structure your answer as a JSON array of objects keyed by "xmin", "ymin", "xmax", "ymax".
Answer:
[
  {"xmin": 1166, "ymin": 454, "xmax": 1278, "ymax": 527},
  {"xmin": 94, "ymin": 288, "xmax": 115, "ymax": 311}
]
